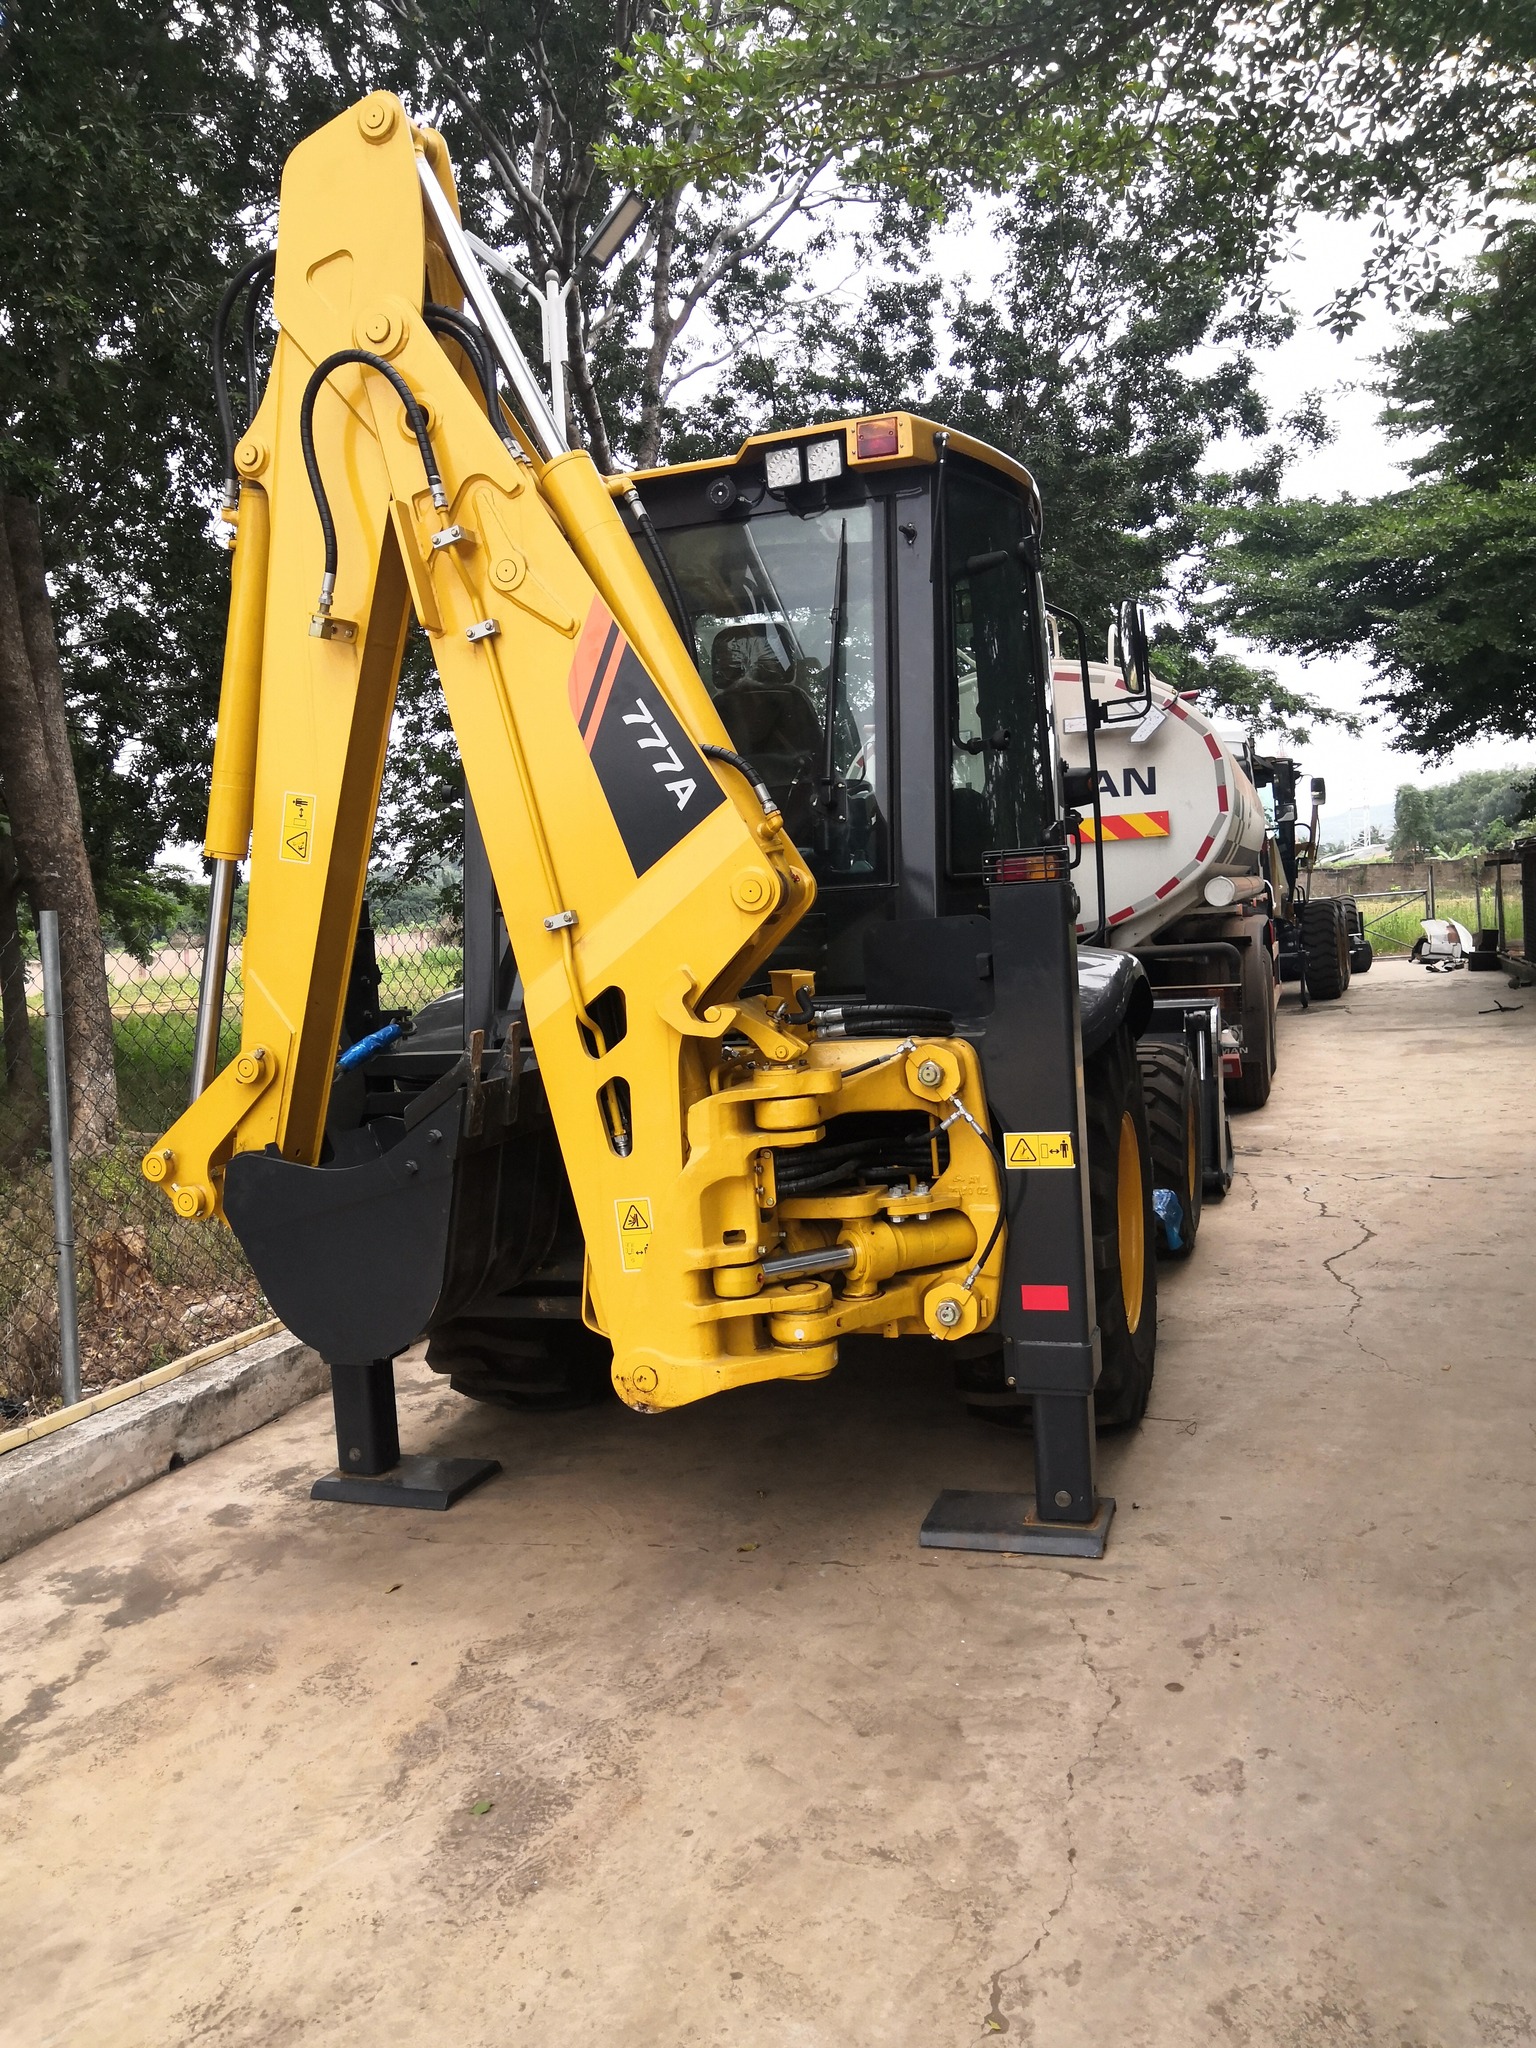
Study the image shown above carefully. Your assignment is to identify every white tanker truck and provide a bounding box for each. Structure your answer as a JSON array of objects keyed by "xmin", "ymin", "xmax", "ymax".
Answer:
[{"xmin": 1051, "ymin": 621, "xmax": 1355, "ymax": 1250}]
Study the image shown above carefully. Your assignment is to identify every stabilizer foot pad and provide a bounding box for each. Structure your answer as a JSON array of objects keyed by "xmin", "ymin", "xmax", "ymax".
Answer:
[
  {"xmin": 920, "ymin": 1490, "xmax": 1115, "ymax": 1559},
  {"xmin": 311, "ymin": 1455, "xmax": 502, "ymax": 1511}
]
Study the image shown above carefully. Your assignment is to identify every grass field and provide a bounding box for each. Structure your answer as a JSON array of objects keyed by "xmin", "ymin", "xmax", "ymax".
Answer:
[{"xmin": 1344, "ymin": 891, "xmax": 1524, "ymax": 954}]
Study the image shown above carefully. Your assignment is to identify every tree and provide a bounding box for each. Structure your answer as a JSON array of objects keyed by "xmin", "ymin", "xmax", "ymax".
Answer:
[
  {"xmin": 1390, "ymin": 766, "xmax": 1533, "ymax": 857},
  {"xmin": 1199, "ymin": 224, "xmax": 1536, "ymax": 759},
  {"xmin": 293, "ymin": 0, "xmax": 849, "ymax": 469},
  {"xmin": 667, "ymin": 169, "xmax": 1346, "ymax": 740},
  {"xmin": 618, "ymin": 0, "xmax": 1536, "ymax": 326},
  {"xmin": 0, "ymin": 0, "xmax": 341, "ymax": 1139},
  {"xmin": 1392, "ymin": 785, "xmax": 1436, "ymax": 860}
]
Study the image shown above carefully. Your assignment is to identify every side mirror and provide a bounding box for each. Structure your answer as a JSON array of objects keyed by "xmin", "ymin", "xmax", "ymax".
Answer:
[
  {"xmin": 1310, "ymin": 776, "xmax": 1327, "ymax": 805},
  {"xmin": 1113, "ymin": 600, "xmax": 1153, "ymax": 710},
  {"xmin": 1061, "ymin": 764, "xmax": 1097, "ymax": 810}
]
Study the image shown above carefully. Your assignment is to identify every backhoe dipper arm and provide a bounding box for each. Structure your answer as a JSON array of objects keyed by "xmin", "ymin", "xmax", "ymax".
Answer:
[{"xmin": 146, "ymin": 95, "xmax": 1005, "ymax": 1411}]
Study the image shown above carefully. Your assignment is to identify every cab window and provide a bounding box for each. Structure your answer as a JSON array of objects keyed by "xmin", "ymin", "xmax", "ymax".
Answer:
[{"xmin": 945, "ymin": 468, "xmax": 1049, "ymax": 873}]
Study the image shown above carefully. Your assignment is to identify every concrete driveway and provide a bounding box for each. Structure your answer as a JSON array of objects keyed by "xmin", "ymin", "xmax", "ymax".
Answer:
[{"xmin": 3, "ymin": 962, "xmax": 1532, "ymax": 2046}]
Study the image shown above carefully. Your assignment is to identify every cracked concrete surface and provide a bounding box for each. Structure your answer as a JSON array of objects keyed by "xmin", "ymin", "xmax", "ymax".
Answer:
[{"xmin": 1, "ymin": 963, "xmax": 1532, "ymax": 2046}]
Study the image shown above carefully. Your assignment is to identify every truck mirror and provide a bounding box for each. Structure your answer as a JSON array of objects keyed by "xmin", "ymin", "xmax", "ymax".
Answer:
[
  {"xmin": 1310, "ymin": 776, "xmax": 1327, "ymax": 804},
  {"xmin": 1113, "ymin": 600, "xmax": 1153, "ymax": 710},
  {"xmin": 1061, "ymin": 764, "xmax": 1096, "ymax": 809}
]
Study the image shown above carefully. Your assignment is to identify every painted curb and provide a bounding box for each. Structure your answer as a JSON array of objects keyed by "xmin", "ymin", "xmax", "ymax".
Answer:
[{"xmin": 0, "ymin": 1330, "xmax": 326, "ymax": 1565}]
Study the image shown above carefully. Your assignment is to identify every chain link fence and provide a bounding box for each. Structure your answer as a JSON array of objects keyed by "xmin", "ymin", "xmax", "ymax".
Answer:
[{"xmin": 0, "ymin": 891, "xmax": 461, "ymax": 1423}]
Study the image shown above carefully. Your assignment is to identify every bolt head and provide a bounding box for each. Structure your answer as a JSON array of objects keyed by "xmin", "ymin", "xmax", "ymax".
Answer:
[
  {"xmin": 363, "ymin": 313, "xmax": 393, "ymax": 345},
  {"xmin": 358, "ymin": 98, "xmax": 398, "ymax": 142},
  {"xmin": 731, "ymin": 871, "xmax": 771, "ymax": 912},
  {"xmin": 235, "ymin": 439, "xmax": 264, "ymax": 475},
  {"xmin": 1053, "ymin": 1489, "xmax": 1073, "ymax": 1510},
  {"xmin": 916, "ymin": 1058, "xmax": 943, "ymax": 1088},
  {"xmin": 934, "ymin": 1297, "xmax": 962, "ymax": 1328}
]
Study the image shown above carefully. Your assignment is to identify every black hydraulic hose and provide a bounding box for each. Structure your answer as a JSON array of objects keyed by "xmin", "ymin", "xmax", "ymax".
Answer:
[
  {"xmin": 814, "ymin": 1002, "xmax": 955, "ymax": 1040},
  {"xmin": 772, "ymin": 1132, "xmax": 940, "ymax": 1195},
  {"xmin": 621, "ymin": 484, "xmax": 696, "ymax": 658},
  {"xmin": 213, "ymin": 250, "xmax": 276, "ymax": 505},
  {"xmin": 701, "ymin": 743, "xmax": 779, "ymax": 820},
  {"xmin": 299, "ymin": 349, "xmax": 448, "ymax": 617},
  {"xmin": 240, "ymin": 270, "xmax": 267, "ymax": 431},
  {"xmin": 423, "ymin": 303, "xmax": 509, "ymax": 440}
]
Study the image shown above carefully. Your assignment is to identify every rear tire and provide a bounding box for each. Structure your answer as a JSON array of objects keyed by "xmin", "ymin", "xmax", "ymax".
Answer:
[
  {"xmin": 1228, "ymin": 939, "xmax": 1275, "ymax": 1109},
  {"xmin": 1084, "ymin": 1027, "xmax": 1157, "ymax": 1427},
  {"xmin": 426, "ymin": 1315, "xmax": 615, "ymax": 1412},
  {"xmin": 1302, "ymin": 897, "xmax": 1349, "ymax": 999},
  {"xmin": 1137, "ymin": 1042, "xmax": 1202, "ymax": 1258}
]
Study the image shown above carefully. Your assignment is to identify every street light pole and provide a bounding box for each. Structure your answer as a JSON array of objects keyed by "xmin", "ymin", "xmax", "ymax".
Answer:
[{"xmin": 465, "ymin": 193, "xmax": 646, "ymax": 433}]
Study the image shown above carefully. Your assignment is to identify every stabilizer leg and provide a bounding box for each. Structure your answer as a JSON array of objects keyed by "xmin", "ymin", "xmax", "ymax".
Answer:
[
  {"xmin": 311, "ymin": 1358, "xmax": 501, "ymax": 1510},
  {"xmin": 921, "ymin": 858, "xmax": 1117, "ymax": 1559}
]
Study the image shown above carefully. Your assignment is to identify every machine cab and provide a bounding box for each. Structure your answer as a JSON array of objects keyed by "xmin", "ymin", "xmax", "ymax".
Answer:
[{"xmin": 626, "ymin": 413, "xmax": 1065, "ymax": 993}]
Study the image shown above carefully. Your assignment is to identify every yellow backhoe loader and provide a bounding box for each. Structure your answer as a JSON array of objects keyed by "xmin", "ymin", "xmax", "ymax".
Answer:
[{"xmin": 147, "ymin": 94, "xmax": 1169, "ymax": 1556}]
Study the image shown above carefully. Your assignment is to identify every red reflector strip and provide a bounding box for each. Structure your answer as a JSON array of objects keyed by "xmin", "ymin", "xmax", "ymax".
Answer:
[
  {"xmin": 1216, "ymin": 783, "xmax": 1229, "ymax": 813},
  {"xmin": 1155, "ymin": 877, "xmax": 1180, "ymax": 899},
  {"xmin": 1079, "ymin": 810, "xmax": 1170, "ymax": 842},
  {"xmin": 1021, "ymin": 1284, "xmax": 1070, "ymax": 1312},
  {"xmin": 1195, "ymin": 833, "xmax": 1215, "ymax": 861},
  {"xmin": 1109, "ymin": 906, "xmax": 1135, "ymax": 925},
  {"xmin": 1204, "ymin": 733, "xmax": 1221, "ymax": 759}
]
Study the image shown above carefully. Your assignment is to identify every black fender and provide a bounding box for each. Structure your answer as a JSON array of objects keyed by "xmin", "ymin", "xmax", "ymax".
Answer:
[{"xmin": 1076, "ymin": 947, "xmax": 1153, "ymax": 1058}]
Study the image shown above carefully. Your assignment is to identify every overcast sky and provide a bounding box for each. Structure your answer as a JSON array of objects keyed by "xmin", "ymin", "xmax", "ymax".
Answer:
[
  {"xmin": 936, "ymin": 204, "xmax": 1530, "ymax": 839},
  {"xmin": 1224, "ymin": 215, "xmax": 1526, "ymax": 831}
]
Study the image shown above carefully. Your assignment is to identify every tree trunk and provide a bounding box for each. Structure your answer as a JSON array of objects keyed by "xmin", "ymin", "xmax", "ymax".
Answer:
[
  {"xmin": 0, "ymin": 498, "xmax": 118, "ymax": 1152},
  {"xmin": 0, "ymin": 824, "xmax": 36, "ymax": 1099},
  {"xmin": 635, "ymin": 192, "xmax": 681, "ymax": 471},
  {"xmin": 566, "ymin": 294, "xmax": 617, "ymax": 472}
]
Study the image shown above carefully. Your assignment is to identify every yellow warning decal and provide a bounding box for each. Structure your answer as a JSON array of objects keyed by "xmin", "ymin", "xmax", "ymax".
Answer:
[
  {"xmin": 1004, "ymin": 1131, "xmax": 1075, "ymax": 1170},
  {"xmin": 615, "ymin": 1196, "xmax": 654, "ymax": 1271},
  {"xmin": 280, "ymin": 790, "xmax": 316, "ymax": 864}
]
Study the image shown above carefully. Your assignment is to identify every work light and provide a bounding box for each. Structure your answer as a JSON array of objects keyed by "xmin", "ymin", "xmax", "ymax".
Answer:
[
  {"xmin": 763, "ymin": 445, "xmax": 803, "ymax": 491},
  {"xmin": 804, "ymin": 437, "xmax": 844, "ymax": 482}
]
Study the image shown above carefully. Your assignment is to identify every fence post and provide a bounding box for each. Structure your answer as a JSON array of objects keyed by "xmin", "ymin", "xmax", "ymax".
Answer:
[
  {"xmin": 1426, "ymin": 861, "xmax": 1437, "ymax": 920},
  {"xmin": 39, "ymin": 911, "xmax": 82, "ymax": 1407}
]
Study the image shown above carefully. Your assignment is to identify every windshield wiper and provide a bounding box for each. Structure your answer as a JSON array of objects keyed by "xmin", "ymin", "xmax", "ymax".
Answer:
[{"xmin": 819, "ymin": 518, "xmax": 850, "ymax": 860}]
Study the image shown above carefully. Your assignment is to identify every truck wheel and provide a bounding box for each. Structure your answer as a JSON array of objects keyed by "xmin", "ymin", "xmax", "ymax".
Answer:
[
  {"xmin": 1350, "ymin": 939, "xmax": 1374, "ymax": 974},
  {"xmin": 426, "ymin": 1316, "xmax": 614, "ymax": 1412},
  {"xmin": 1084, "ymin": 1027, "xmax": 1157, "ymax": 1427},
  {"xmin": 1137, "ymin": 1042, "xmax": 1202, "ymax": 1258},
  {"xmin": 1302, "ymin": 898, "xmax": 1349, "ymax": 999},
  {"xmin": 1228, "ymin": 940, "xmax": 1275, "ymax": 1110}
]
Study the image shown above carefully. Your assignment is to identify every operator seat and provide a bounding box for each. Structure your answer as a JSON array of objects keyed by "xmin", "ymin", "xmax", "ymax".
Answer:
[{"xmin": 708, "ymin": 624, "xmax": 823, "ymax": 841}]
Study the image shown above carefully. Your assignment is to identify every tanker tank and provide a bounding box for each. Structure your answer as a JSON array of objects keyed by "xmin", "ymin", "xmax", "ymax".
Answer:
[
  {"xmin": 1052, "ymin": 656, "xmax": 1282, "ymax": 1131},
  {"xmin": 1051, "ymin": 660, "xmax": 1270, "ymax": 951}
]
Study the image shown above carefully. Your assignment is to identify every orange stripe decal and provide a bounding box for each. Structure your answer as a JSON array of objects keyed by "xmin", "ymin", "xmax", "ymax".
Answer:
[
  {"xmin": 568, "ymin": 598, "xmax": 615, "ymax": 726},
  {"xmin": 582, "ymin": 629, "xmax": 628, "ymax": 755},
  {"xmin": 1080, "ymin": 810, "xmax": 1170, "ymax": 842}
]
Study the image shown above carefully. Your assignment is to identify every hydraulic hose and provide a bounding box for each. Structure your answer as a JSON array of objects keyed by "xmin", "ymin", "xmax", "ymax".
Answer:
[
  {"xmin": 814, "ymin": 1002, "xmax": 955, "ymax": 1040},
  {"xmin": 299, "ymin": 349, "xmax": 448, "ymax": 618},
  {"xmin": 700, "ymin": 743, "xmax": 779, "ymax": 820},
  {"xmin": 212, "ymin": 251, "xmax": 276, "ymax": 506},
  {"xmin": 423, "ymin": 302, "xmax": 510, "ymax": 442},
  {"xmin": 621, "ymin": 484, "xmax": 696, "ymax": 658}
]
